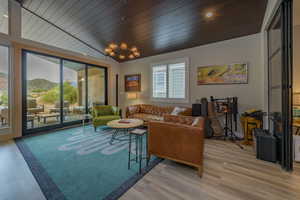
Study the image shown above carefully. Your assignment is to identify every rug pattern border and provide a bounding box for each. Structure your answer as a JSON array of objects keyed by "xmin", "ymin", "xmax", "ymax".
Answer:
[
  {"xmin": 15, "ymin": 138, "xmax": 67, "ymax": 200},
  {"xmin": 15, "ymin": 137, "xmax": 163, "ymax": 200}
]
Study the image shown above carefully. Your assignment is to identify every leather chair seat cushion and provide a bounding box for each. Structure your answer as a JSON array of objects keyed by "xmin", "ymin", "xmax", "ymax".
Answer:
[
  {"xmin": 164, "ymin": 114, "xmax": 198, "ymax": 126},
  {"xmin": 131, "ymin": 113, "xmax": 163, "ymax": 122}
]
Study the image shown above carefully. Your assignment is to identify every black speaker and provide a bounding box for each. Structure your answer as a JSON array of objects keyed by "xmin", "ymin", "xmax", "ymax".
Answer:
[
  {"xmin": 254, "ymin": 129, "xmax": 277, "ymax": 163},
  {"xmin": 192, "ymin": 104, "xmax": 201, "ymax": 116}
]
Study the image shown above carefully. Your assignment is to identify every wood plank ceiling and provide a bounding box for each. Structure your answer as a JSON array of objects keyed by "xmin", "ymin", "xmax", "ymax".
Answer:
[{"xmin": 20, "ymin": 0, "xmax": 268, "ymax": 62}]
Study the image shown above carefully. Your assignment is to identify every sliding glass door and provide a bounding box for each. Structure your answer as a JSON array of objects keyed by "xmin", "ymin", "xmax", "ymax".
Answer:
[
  {"xmin": 25, "ymin": 53, "xmax": 61, "ymax": 129},
  {"xmin": 23, "ymin": 50, "xmax": 107, "ymax": 135},
  {"xmin": 87, "ymin": 66, "xmax": 107, "ymax": 109},
  {"xmin": 267, "ymin": 0, "xmax": 293, "ymax": 171},
  {"xmin": 63, "ymin": 60, "xmax": 86, "ymax": 123}
]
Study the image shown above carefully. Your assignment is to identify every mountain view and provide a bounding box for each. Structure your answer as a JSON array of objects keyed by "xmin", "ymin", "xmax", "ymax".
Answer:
[{"xmin": 27, "ymin": 78, "xmax": 58, "ymax": 92}]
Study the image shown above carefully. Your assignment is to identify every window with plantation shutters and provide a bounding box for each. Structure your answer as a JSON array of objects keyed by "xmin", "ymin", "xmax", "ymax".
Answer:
[
  {"xmin": 152, "ymin": 65, "xmax": 167, "ymax": 98},
  {"xmin": 151, "ymin": 58, "xmax": 188, "ymax": 102},
  {"xmin": 168, "ymin": 62, "xmax": 185, "ymax": 99}
]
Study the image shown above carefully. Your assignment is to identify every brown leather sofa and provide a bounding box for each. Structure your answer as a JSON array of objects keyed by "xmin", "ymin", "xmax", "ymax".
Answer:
[
  {"xmin": 126, "ymin": 104, "xmax": 192, "ymax": 123},
  {"xmin": 148, "ymin": 114, "xmax": 205, "ymax": 177}
]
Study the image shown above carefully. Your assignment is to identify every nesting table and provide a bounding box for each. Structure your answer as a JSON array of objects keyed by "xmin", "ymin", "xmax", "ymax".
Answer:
[{"xmin": 107, "ymin": 119, "xmax": 144, "ymax": 144}]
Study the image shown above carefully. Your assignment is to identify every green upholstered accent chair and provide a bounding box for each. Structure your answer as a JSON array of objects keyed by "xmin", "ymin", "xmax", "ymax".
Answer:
[{"xmin": 92, "ymin": 105, "xmax": 121, "ymax": 131}]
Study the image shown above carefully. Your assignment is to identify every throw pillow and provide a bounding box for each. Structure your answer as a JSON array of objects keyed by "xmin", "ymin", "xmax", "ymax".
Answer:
[
  {"xmin": 128, "ymin": 106, "xmax": 138, "ymax": 114},
  {"xmin": 171, "ymin": 107, "xmax": 186, "ymax": 115},
  {"xmin": 192, "ymin": 117, "xmax": 200, "ymax": 126}
]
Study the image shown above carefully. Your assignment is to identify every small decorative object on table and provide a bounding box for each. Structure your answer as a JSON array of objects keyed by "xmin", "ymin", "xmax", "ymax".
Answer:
[{"xmin": 118, "ymin": 119, "xmax": 131, "ymax": 124}]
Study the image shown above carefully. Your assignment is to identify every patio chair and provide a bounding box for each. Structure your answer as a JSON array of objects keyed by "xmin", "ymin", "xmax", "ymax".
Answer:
[
  {"xmin": 49, "ymin": 101, "xmax": 70, "ymax": 114},
  {"xmin": 0, "ymin": 108, "xmax": 9, "ymax": 125},
  {"xmin": 27, "ymin": 98, "xmax": 44, "ymax": 115}
]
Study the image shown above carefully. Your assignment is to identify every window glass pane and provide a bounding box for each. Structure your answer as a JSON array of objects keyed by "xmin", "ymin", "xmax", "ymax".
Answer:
[
  {"xmin": 268, "ymin": 9, "xmax": 283, "ymax": 135},
  {"xmin": 0, "ymin": 0, "xmax": 8, "ymax": 34},
  {"xmin": 63, "ymin": 60, "xmax": 86, "ymax": 122},
  {"xmin": 26, "ymin": 53, "xmax": 61, "ymax": 129},
  {"xmin": 268, "ymin": 12, "xmax": 282, "ymax": 56},
  {"xmin": 168, "ymin": 63, "xmax": 185, "ymax": 99},
  {"xmin": 87, "ymin": 66, "xmax": 106, "ymax": 110},
  {"xmin": 152, "ymin": 65, "xmax": 167, "ymax": 98},
  {"xmin": 0, "ymin": 45, "xmax": 9, "ymax": 129},
  {"xmin": 270, "ymin": 51, "xmax": 282, "ymax": 87}
]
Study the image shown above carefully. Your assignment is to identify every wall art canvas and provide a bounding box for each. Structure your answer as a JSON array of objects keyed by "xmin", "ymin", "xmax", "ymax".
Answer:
[
  {"xmin": 125, "ymin": 74, "xmax": 141, "ymax": 92},
  {"xmin": 197, "ymin": 63, "xmax": 248, "ymax": 85}
]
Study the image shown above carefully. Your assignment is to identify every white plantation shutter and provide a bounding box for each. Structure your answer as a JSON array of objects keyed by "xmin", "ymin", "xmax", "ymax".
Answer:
[
  {"xmin": 151, "ymin": 59, "xmax": 188, "ymax": 102},
  {"xmin": 152, "ymin": 65, "xmax": 167, "ymax": 98},
  {"xmin": 168, "ymin": 62, "xmax": 185, "ymax": 99}
]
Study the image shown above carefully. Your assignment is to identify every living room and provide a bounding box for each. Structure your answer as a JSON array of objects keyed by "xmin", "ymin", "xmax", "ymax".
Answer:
[{"xmin": 0, "ymin": 0, "xmax": 300, "ymax": 200}]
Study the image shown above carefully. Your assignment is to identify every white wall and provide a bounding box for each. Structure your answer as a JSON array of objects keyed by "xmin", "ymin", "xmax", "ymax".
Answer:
[
  {"xmin": 119, "ymin": 33, "xmax": 264, "ymax": 114},
  {"xmin": 294, "ymin": 28, "xmax": 300, "ymax": 92}
]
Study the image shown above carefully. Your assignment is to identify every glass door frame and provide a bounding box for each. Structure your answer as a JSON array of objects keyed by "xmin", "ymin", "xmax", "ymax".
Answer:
[
  {"xmin": 267, "ymin": 0, "xmax": 293, "ymax": 171},
  {"xmin": 0, "ymin": 38, "xmax": 13, "ymax": 135},
  {"xmin": 22, "ymin": 49, "xmax": 108, "ymax": 135}
]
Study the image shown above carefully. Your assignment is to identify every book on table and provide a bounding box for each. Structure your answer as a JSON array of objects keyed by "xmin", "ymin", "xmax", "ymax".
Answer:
[{"xmin": 119, "ymin": 120, "xmax": 131, "ymax": 124}]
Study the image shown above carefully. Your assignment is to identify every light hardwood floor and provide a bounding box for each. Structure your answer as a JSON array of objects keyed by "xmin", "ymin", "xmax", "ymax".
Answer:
[
  {"xmin": 0, "ymin": 140, "xmax": 46, "ymax": 200},
  {"xmin": 1, "ymin": 139, "xmax": 300, "ymax": 200},
  {"xmin": 121, "ymin": 139, "xmax": 300, "ymax": 200}
]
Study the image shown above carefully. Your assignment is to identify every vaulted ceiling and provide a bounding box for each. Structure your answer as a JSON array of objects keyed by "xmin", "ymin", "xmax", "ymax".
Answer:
[{"xmin": 20, "ymin": 0, "xmax": 268, "ymax": 62}]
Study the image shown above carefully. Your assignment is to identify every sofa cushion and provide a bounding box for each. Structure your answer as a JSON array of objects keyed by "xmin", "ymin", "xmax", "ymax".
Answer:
[
  {"xmin": 127, "ymin": 105, "xmax": 140, "ymax": 115},
  {"xmin": 94, "ymin": 105, "xmax": 113, "ymax": 116},
  {"xmin": 131, "ymin": 113, "xmax": 163, "ymax": 122},
  {"xmin": 94, "ymin": 115, "xmax": 120, "ymax": 122},
  {"xmin": 171, "ymin": 107, "xmax": 186, "ymax": 115},
  {"xmin": 164, "ymin": 114, "xmax": 195, "ymax": 126},
  {"xmin": 192, "ymin": 117, "xmax": 201, "ymax": 127},
  {"xmin": 139, "ymin": 104, "xmax": 153, "ymax": 114},
  {"xmin": 139, "ymin": 104, "xmax": 173, "ymax": 116}
]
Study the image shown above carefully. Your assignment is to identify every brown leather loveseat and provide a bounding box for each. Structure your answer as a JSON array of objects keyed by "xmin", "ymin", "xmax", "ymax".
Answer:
[{"xmin": 148, "ymin": 114, "xmax": 205, "ymax": 177}]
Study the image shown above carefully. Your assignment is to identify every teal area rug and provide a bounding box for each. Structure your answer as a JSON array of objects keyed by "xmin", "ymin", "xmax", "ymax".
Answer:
[{"xmin": 16, "ymin": 125, "xmax": 161, "ymax": 200}]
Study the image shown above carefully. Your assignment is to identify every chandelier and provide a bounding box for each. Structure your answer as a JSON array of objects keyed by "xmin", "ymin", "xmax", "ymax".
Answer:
[{"xmin": 104, "ymin": 42, "xmax": 140, "ymax": 60}]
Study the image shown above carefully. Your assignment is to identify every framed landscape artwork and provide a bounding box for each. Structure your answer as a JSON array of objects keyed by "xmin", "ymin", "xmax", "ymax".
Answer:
[
  {"xmin": 125, "ymin": 74, "xmax": 141, "ymax": 92},
  {"xmin": 197, "ymin": 63, "xmax": 248, "ymax": 85}
]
